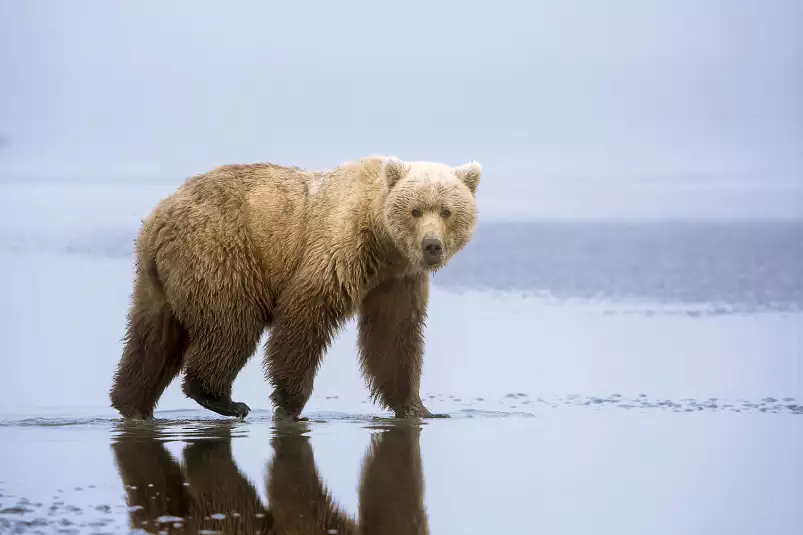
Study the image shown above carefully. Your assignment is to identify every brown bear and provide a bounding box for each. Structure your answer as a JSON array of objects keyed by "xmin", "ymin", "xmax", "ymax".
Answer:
[{"xmin": 109, "ymin": 155, "xmax": 481, "ymax": 421}]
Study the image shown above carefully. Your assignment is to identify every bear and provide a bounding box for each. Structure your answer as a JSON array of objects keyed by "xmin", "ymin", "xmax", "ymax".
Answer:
[{"xmin": 108, "ymin": 154, "xmax": 481, "ymax": 421}]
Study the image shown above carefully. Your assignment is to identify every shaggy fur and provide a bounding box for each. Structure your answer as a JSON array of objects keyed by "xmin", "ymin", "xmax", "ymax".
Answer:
[{"xmin": 109, "ymin": 155, "xmax": 481, "ymax": 420}]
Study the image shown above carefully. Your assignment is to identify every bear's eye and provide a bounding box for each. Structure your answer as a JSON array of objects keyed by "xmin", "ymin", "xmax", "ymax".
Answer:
[
  {"xmin": 441, "ymin": 209, "xmax": 452, "ymax": 218},
  {"xmin": 411, "ymin": 208, "xmax": 422, "ymax": 218}
]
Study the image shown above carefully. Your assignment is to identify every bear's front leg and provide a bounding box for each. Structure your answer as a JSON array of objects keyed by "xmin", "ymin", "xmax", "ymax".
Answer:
[
  {"xmin": 265, "ymin": 288, "xmax": 343, "ymax": 422},
  {"xmin": 357, "ymin": 274, "xmax": 447, "ymax": 419}
]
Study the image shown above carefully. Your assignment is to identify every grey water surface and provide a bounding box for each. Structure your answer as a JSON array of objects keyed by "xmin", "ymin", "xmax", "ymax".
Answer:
[{"xmin": 4, "ymin": 220, "xmax": 802, "ymax": 310}]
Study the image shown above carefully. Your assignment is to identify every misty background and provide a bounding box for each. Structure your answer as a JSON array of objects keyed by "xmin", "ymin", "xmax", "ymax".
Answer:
[
  {"xmin": 0, "ymin": 0, "xmax": 800, "ymax": 220},
  {"xmin": 0, "ymin": 5, "xmax": 801, "ymax": 533}
]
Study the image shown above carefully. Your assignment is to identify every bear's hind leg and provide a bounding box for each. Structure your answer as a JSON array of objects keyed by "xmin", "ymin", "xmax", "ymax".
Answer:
[
  {"xmin": 181, "ymin": 320, "xmax": 263, "ymax": 419},
  {"xmin": 357, "ymin": 274, "xmax": 445, "ymax": 419},
  {"xmin": 110, "ymin": 272, "xmax": 187, "ymax": 420}
]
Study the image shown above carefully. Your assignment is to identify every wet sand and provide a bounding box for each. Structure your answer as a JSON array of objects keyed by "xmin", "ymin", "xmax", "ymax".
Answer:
[{"xmin": 1, "ymin": 401, "xmax": 800, "ymax": 535}]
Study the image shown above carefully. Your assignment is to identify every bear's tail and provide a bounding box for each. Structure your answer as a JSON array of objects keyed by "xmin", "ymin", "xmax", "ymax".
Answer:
[{"xmin": 110, "ymin": 255, "xmax": 187, "ymax": 419}]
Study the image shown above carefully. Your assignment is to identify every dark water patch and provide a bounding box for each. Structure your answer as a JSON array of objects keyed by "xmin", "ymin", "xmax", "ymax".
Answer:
[
  {"xmin": 439, "ymin": 220, "xmax": 803, "ymax": 310},
  {"xmin": 4, "ymin": 221, "xmax": 802, "ymax": 311}
]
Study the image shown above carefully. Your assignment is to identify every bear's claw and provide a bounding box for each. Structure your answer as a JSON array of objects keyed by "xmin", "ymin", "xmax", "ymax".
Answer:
[
  {"xmin": 231, "ymin": 402, "xmax": 251, "ymax": 419},
  {"xmin": 194, "ymin": 397, "xmax": 251, "ymax": 419}
]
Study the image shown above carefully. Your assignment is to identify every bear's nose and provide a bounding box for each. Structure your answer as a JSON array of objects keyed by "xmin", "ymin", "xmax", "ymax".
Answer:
[{"xmin": 422, "ymin": 238, "xmax": 443, "ymax": 264}]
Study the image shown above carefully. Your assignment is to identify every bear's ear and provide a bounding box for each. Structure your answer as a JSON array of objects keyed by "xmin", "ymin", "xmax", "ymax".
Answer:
[
  {"xmin": 454, "ymin": 161, "xmax": 482, "ymax": 194},
  {"xmin": 380, "ymin": 156, "xmax": 409, "ymax": 190}
]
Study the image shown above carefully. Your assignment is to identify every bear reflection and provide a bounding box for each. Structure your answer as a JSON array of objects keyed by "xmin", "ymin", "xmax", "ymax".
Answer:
[{"xmin": 111, "ymin": 421, "xmax": 428, "ymax": 534}]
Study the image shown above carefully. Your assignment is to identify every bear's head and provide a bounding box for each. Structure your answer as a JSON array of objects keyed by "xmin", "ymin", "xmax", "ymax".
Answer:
[{"xmin": 380, "ymin": 156, "xmax": 481, "ymax": 272}]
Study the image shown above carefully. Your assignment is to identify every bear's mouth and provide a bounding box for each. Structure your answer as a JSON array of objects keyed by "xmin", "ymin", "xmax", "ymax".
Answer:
[{"xmin": 420, "ymin": 257, "xmax": 443, "ymax": 270}]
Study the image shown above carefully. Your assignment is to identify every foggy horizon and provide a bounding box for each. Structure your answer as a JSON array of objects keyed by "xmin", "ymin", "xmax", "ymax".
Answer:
[{"xmin": 0, "ymin": 0, "xmax": 800, "ymax": 219}]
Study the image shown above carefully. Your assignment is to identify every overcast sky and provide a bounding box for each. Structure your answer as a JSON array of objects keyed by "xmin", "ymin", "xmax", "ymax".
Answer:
[{"xmin": 0, "ymin": 0, "xmax": 800, "ymax": 218}]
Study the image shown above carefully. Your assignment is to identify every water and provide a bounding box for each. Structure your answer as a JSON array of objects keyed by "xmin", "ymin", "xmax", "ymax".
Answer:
[
  {"xmin": 0, "ymin": 410, "xmax": 800, "ymax": 534},
  {"xmin": 0, "ymin": 183, "xmax": 801, "ymax": 533},
  {"xmin": 442, "ymin": 220, "xmax": 803, "ymax": 311},
  {"xmin": 3, "ymin": 210, "xmax": 802, "ymax": 312}
]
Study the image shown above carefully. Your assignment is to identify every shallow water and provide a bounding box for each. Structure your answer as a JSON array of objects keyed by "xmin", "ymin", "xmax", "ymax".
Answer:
[
  {"xmin": 0, "ymin": 184, "xmax": 801, "ymax": 533},
  {"xmin": 1, "ymin": 407, "xmax": 800, "ymax": 535}
]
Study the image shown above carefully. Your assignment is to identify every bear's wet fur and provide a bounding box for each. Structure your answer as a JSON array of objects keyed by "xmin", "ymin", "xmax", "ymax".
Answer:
[{"xmin": 109, "ymin": 155, "xmax": 481, "ymax": 421}]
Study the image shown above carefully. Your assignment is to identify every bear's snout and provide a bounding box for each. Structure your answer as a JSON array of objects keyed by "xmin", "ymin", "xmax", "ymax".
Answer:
[{"xmin": 421, "ymin": 237, "xmax": 443, "ymax": 265}]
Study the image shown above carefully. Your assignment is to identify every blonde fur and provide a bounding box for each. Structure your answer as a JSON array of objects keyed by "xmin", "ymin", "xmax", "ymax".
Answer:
[{"xmin": 109, "ymin": 155, "xmax": 481, "ymax": 420}]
